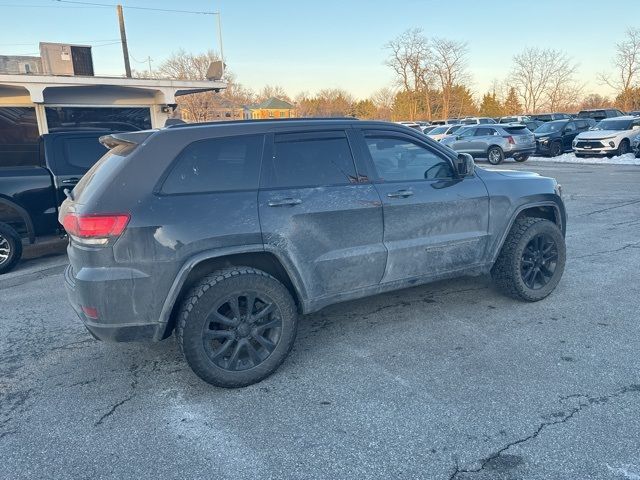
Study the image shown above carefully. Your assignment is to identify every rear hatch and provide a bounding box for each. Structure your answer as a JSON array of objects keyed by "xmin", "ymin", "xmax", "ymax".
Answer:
[{"xmin": 503, "ymin": 125, "xmax": 535, "ymax": 144}]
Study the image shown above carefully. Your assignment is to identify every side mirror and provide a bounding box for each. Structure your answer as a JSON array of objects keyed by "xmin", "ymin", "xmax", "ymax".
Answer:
[{"xmin": 455, "ymin": 153, "xmax": 475, "ymax": 177}]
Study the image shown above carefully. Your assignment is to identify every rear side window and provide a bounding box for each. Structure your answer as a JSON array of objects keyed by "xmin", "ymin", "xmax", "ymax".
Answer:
[
  {"xmin": 475, "ymin": 128, "xmax": 496, "ymax": 136},
  {"xmin": 162, "ymin": 135, "xmax": 263, "ymax": 194},
  {"xmin": 48, "ymin": 136, "xmax": 109, "ymax": 175},
  {"xmin": 0, "ymin": 106, "xmax": 40, "ymax": 167},
  {"xmin": 263, "ymin": 131, "xmax": 357, "ymax": 188}
]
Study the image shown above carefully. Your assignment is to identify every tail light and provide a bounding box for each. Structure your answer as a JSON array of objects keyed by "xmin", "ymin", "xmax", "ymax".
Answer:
[
  {"xmin": 506, "ymin": 136, "xmax": 516, "ymax": 145},
  {"xmin": 62, "ymin": 213, "xmax": 130, "ymax": 246}
]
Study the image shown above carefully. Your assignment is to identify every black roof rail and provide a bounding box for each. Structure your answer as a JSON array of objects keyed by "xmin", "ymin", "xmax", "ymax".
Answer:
[{"xmin": 166, "ymin": 117, "xmax": 360, "ymax": 129}]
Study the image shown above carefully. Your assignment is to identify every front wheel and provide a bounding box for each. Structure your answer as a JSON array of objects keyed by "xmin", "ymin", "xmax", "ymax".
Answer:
[
  {"xmin": 617, "ymin": 139, "xmax": 630, "ymax": 156},
  {"xmin": 487, "ymin": 146, "xmax": 504, "ymax": 165},
  {"xmin": 0, "ymin": 223, "xmax": 23, "ymax": 275},
  {"xmin": 549, "ymin": 141, "xmax": 563, "ymax": 157},
  {"xmin": 175, "ymin": 267, "xmax": 298, "ymax": 388},
  {"xmin": 491, "ymin": 217, "xmax": 566, "ymax": 302}
]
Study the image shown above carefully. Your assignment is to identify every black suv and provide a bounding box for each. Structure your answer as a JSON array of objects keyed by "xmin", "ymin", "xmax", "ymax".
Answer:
[
  {"xmin": 577, "ymin": 109, "xmax": 624, "ymax": 121},
  {"xmin": 61, "ymin": 119, "xmax": 567, "ymax": 387},
  {"xmin": 534, "ymin": 118, "xmax": 596, "ymax": 156}
]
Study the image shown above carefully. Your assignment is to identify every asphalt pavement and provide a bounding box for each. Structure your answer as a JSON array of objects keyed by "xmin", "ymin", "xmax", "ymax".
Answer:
[{"xmin": 1, "ymin": 161, "xmax": 639, "ymax": 480}]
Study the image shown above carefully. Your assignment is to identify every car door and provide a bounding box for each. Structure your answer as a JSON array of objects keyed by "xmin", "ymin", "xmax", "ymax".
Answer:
[
  {"xmin": 447, "ymin": 127, "xmax": 477, "ymax": 153},
  {"xmin": 474, "ymin": 127, "xmax": 499, "ymax": 155},
  {"xmin": 562, "ymin": 121, "xmax": 578, "ymax": 151},
  {"xmin": 357, "ymin": 129, "xmax": 490, "ymax": 284},
  {"xmin": 258, "ymin": 129, "xmax": 387, "ymax": 300}
]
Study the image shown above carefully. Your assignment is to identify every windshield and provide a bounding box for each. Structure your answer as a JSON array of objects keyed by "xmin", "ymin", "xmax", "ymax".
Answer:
[
  {"xmin": 594, "ymin": 119, "xmax": 632, "ymax": 131},
  {"xmin": 578, "ymin": 110, "xmax": 605, "ymax": 119},
  {"xmin": 448, "ymin": 125, "xmax": 464, "ymax": 133},
  {"xmin": 429, "ymin": 126, "xmax": 449, "ymax": 135},
  {"xmin": 535, "ymin": 121, "xmax": 566, "ymax": 134}
]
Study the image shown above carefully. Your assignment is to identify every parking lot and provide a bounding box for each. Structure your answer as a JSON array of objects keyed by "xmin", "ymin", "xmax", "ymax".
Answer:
[{"xmin": 1, "ymin": 160, "xmax": 639, "ymax": 479}]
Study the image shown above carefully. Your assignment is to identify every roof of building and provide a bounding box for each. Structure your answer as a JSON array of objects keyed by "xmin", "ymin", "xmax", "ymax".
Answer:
[{"xmin": 246, "ymin": 97, "xmax": 295, "ymax": 110}]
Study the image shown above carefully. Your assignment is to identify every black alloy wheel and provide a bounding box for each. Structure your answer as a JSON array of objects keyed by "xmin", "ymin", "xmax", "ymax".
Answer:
[
  {"xmin": 520, "ymin": 233, "xmax": 559, "ymax": 290},
  {"xmin": 202, "ymin": 291, "xmax": 282, "ymax": 371}
]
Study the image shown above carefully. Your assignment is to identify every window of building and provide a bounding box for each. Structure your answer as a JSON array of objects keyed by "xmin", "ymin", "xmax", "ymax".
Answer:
[{"xmin": 162, "ymin": 134, "xmax": 263, "ymax": 194}]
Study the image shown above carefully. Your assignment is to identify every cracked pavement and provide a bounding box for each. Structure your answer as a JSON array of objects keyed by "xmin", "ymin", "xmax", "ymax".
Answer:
[{"xmin": 1, "ymin": 162, "xmax": 640, "ymax": 479}]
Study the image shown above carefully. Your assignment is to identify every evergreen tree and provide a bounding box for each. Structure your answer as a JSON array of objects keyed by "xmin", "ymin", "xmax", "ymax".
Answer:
[{"xmin": 503, "ymin": 87, "xmax": 523, "ymax": 115}]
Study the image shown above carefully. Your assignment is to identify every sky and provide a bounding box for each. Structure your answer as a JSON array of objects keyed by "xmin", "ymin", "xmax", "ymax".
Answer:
[{"xmin": 1, "ymin": 0, "xmax": 639, "ymax": 101}]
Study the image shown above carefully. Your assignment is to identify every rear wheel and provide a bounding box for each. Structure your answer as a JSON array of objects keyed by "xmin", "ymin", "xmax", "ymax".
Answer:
[
  {"xmin": 514, "ymin": 154, "xmax": 530, "ymax": 162},
  {"xmin": 0, "ymin": 223, "xmax": 22, "ymax": 275},
  {"xmin": 549, "ymin": 141, "xmax": 562, "ymax": 157},
  {"xmin": 491, "ymin": 217, "xmax": 566, "ymax": 302},
  {"xmin": 487, "ymin": 146, "xmax": 504, "ymax": 165},
  {"xmin": 175, "ymin": 267, "xmax": 298, "ymax": 388}
]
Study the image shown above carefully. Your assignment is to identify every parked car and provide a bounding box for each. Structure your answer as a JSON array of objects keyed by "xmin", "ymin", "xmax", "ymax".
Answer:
[
  {"xmin": 440, "ymin": 124, "xmax": 536, "ymax": 164},
  {"xmin": 499, "ymin": 115, "xmax": 531, "ymax": 124},
  {"xmin": 396, "ymin": 121, "xmax": 422, "ymax": 130},
  {"xmin": 524, "ymin": 120, "xmax": 544, "ymax": 132},
  {"xmin": 421, "ymin": 125, "xmax": 438, "ymax": 134},
  {"xmin": 531, "ymin": 113, "xmax": 572, "ymax": 122},
  {"xmin": 572, "ymin": 116, "xmax": 640, "ymax": 157},
  {"xmin": 430, "ymin": 118, "xmax": 460, "ymax": 125},
  {"xmin": 628, "ymin": 111, "xmax": 640, "ymax": 117},
  {"xmin": 633, "ymin": 135, "xmax": 640, "ymax": 156},
  {"xmin": 576, "ymin": 109, "xmax": 624, "ymax": 122},
  {"xmin": 534, "ymin": 118, "xmax": 596, "ymax": 157},
  {"xmin": 427, "ymin": 124, "xmax": 465, "ymax": 141},
  {"xmin": 460, "ymin": 117, "xmax": 498, "ymax": 125},
  {"xmin": 60, "ymin": 118, "xmax": 567, "ymax": 388},
  {"xmin": 0, "ymin": 131, "xmax": 109, "ymax": 274}
]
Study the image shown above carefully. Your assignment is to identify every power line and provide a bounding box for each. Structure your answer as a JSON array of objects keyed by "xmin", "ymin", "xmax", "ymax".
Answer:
[{"xmin": 53, "ymin": 0, "xmax": 219, "ymax": 15}]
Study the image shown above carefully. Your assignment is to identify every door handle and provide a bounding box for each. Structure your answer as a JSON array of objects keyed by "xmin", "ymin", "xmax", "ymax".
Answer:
[
  {"xmin": 387, "ymin": 190, "xmax": 414, "ymax": 198},
  {"xmin": 268, "ymin": 198, "xmax": 302, "ymax": 207},
  {"xmin": 62, "ymin": 178, "xmax": 81, "ymax": 184}
]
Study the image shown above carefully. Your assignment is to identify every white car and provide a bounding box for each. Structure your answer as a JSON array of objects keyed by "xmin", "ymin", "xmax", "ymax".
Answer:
[
  {"xmin": 427, "ymin": 124, "xmax": 465, "ymax": 141},
  {"xmin": 499, "ymin": 115, "xmax": 531, "ymax": 124},
  {"xmin": 573, "ymin": 116, "xmax": 640, "ymax": 157},
  {"xmin": 460, "ymin": 117, "xmax": 497, "ymax": 125}
]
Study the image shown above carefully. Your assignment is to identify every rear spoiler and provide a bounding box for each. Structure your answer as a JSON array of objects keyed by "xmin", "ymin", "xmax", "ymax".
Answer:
[{"xmin": 99, "ymin": 130, "xmax": 156, "ymax": 149}]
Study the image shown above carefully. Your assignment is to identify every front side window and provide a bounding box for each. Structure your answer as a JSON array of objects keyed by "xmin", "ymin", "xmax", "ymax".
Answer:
[
  {"xmin": 365, "ymin": 136, "xmax": 454, "ymax": 181},
  {"xmin": 458, "ymin": 127, "xmax": 476, "ymax": 138},
  {"xmin": 564, "ymin": 122, "xmax": 577, "ymax": 133},
  {"xmin": 265, "ymin": 132, "xmax": 357, "ymax": 188},
  {"xmin": 162, "ymin": 134, "xmax": 263, "ymax": 194}
]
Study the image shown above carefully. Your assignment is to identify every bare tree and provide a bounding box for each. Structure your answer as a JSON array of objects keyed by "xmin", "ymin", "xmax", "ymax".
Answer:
[
  {"xmin": 370, "ymin": 87, "xmax": 395, "ymax": 119},
  {"xmin": 510, "ymin": 47, "xmax": 578, "ymax": 113},
  {"xmin": 432, "ymin": 38, "xmax": 469, "ymax": 119},
  {"xmin": 256, "ymin": 85, "xmax": 291, "ymax": 102},
  {"xmin": 384, "ymin": 29, "xmax": 433, "ymax": 120},
  {"xmin": 598, "ymin": 28, "xmax": 640, "ymax": 111}
]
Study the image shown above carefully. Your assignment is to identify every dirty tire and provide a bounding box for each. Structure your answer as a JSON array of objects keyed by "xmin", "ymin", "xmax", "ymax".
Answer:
[
  {"xmin": 0, "ymin": 223, "xmax": 22, "ymax": 275},
  {"xmin": 549, "ymin": 141, "xmax": 562, "ymax": 157},
  {"xmin": 491, "ymin": 217, "xmax": 566, "ymax": 302},
  {"xmin": 617, "ymin": 139, "xmax": 630, "ymax": 156},
  {"xmin": 514, "ymin": 154, "xmax": 530, "ymax": 162},
  {"xmin": 175, "ymin": 267, "xmax": 298, "ymax": 388},
  {"xmin": 487, "ymin": 146, "xmax": 504, "ymax": 165}
]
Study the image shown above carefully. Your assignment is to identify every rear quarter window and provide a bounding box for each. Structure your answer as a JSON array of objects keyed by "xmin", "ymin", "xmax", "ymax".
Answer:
[{"xmin": 161, "ymin": 134, "xmax": 264, "ymax": 194}]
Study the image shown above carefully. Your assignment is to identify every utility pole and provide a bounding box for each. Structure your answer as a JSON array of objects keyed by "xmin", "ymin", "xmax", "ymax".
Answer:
[
  {"xmin": 216, "ymin": 13, "xmax": 225, "ymax": 76},
  {"xmin": 116, "ymin": 4, "xmax": 132, "ymax": 78},
  {"xmin": 146, "ymin": 56, "xmax": 153, "ymax": 77}
]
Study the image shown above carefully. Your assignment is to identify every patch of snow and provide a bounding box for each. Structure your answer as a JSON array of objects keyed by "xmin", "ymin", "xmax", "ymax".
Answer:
[
  {"xmin": 606, "ymin": 463, "xmax": 640, "ymax": 480},
  {"xmin": 526, "ymin": 152, "xmax": 640, "ymax": 166}
]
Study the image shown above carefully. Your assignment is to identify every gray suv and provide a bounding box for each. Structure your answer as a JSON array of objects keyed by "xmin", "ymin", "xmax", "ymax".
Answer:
[
  {"xmin": 60, "ymin": 119, "xmax": 566, "ymax": 388},
  {"xmin": 440, "ymin": 124, "xmax": 536, "ymax": 164}
]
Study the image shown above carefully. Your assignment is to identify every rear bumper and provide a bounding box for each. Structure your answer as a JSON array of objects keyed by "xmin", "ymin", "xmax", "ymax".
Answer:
[
  {"xmin": 64, "ymin": 264, "xmax": 164, "ymax": 342},
  {"xmin": 505, "ymin": 146, "xmax": 536, "ymax": 157}
]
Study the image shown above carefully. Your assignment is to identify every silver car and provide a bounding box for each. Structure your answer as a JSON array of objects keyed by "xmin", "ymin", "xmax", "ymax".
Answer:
[{"xmin": 440, "ymin": 124, "xmax": 536, "ymax": 164}]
